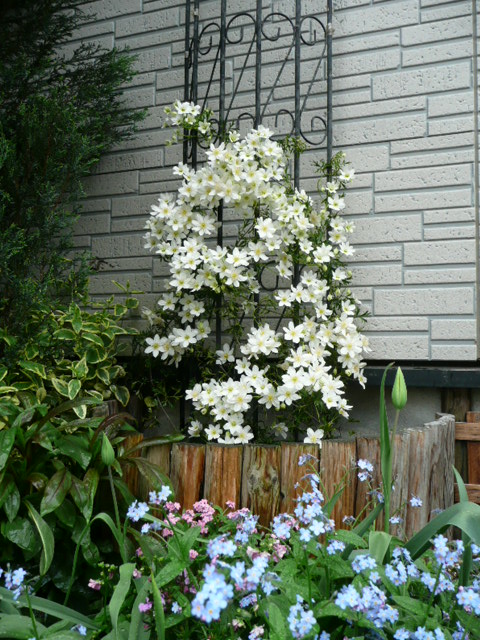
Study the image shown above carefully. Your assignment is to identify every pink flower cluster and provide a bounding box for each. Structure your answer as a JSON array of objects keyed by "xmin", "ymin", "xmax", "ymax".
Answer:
[{"xmin": 182, "ymin": 499, "xmax": 216, "ymax": 534}]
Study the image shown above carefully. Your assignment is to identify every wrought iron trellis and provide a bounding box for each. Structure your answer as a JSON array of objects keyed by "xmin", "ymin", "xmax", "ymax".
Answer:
[{"xmin": 179, "ymin": 0, "xmax": 333, "ymax": 426}]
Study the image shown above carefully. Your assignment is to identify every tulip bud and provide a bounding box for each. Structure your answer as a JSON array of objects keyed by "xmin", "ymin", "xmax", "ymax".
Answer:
[
  {"xmin": 101, "ymin": 433, "xmax": 115, "ymax": 466},
  {"xmin": 391, "ymin": 367, "xmax": 407, "ymax": 410}
]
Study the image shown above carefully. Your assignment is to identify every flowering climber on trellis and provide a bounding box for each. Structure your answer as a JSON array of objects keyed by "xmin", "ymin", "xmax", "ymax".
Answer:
[{"xmin": 144, "ymin": 100, "xmax": 369, "ymax": 444}]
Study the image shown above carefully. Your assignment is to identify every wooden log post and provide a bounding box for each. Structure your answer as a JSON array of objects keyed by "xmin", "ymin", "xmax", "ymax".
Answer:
[
  {"xmin": 241, "ymin": 445, "xmax": 281, "ymax": 527},
  {"xmin": 280, "ymin": 443, "xmax": 320, "ymax": 514},
  {"xmin": 204, "ymin": 445, "xmax": 243, "ymax": 508},
  {"xmin": 441, "ymin": 388, "xmax": 470, "ymax": 480},
  {"xmin": 466, "ymin": 411, "xmax": 480, "ymax": 485},
  {"xmin": 405, "ymin": 415, "xmax": 455, "ymax": 537},
  {"xmin": 320, "ymin": 440, "xmax": 357, "ymax": 530},
  {"xmin": 171, "ymin": 443, "xmax": 205, "ymax": 510}
]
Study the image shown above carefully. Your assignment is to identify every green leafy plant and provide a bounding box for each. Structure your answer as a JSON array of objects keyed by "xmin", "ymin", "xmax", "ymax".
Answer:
[
  {"xmin": 0, "ymin": 0, "xmax": 145, "ymax": 334},
  {"xmin": 2, "ymin": 366, "xmax": 480, "ymax": 639}
]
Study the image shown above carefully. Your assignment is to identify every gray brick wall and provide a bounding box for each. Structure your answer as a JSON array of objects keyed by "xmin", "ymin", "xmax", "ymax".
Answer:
[{"xmin": 73, "ymin": 0, "xmax": 480, "ymax": 362}]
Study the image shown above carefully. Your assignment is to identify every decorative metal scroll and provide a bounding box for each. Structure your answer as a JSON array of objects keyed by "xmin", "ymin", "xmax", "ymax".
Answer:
[
  {"xmin": 183, "ymin": 0, "xmax": 333, "ymax": 171},
  {"xmin": 180, "ymin": 0, "xmax": 333, "ymax": 427}
]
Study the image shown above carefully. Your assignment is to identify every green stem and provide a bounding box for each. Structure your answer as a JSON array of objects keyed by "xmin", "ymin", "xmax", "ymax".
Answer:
[
  {"xmin": 304, "ymin": 548, "xmax": 312, "ymax": 605},
  {"xmin": 421, "ymin": 566, "xmax": 442, "ymax": 626},
  {"xmin": 25, "ymin": 588, "xmax": 40, "ymax": 640},
  {"xmin": 108, "ymin": 466, "xmax": 121, "ymax": 530},
  {"xmin": 64, "ymin": 519, "xmax": 91, "ymax": 606},
  {"xmin": 384, "ymin": 409, "xmax": 400, "ymax": 533}
]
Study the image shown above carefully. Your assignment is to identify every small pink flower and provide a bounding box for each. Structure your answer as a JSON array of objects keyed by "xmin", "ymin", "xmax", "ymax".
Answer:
[
  {"xmin": 133, "ymin": 569, "xmax": 142, "ymax": 579},
  {"xmin": 139, "ymin": 598, "xmax": 152, "ymax": 613},
  {"xmin": 165, "ymin": 501, "xmax": 181, "ymax": 513},
  {"xmin": 189, "ymin": 549, "xmax": 198, "ymax": 560},
  {"xmin": 88, "ymin": 579, "xmax": 101, "ymax": 591},
  {"xmin": 136, "ymin": 547, "xmax": 143, "ymax": 557},
  {"xmin": 226, "ymin": 500, "xmax": 236, "ymax": 510}
]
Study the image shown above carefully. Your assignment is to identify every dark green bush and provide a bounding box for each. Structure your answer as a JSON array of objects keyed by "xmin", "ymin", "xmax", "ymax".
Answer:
[{"xmin": 0, "ymin": 0, "xmax": 145, "ymax": 335}]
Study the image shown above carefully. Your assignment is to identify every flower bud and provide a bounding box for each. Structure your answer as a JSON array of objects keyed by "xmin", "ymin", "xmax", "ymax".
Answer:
[
  {"xmin": 392, "ymin": 367, "xmax": 407, "ymax": 410},
  {"xmin": 101, "ymin": 433, "xmax": 115, "ymax": 466}
]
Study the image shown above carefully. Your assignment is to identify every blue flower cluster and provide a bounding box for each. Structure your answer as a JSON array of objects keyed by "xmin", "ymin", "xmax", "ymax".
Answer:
[
  {"xmin": 335, "ymin": 583, "xmax": 399, "ymax": 629},
  {"xmin": 1, "ymin": 566, "xmax": 27, "ymax": 600},
  {"xmin": 126, "ymin": 500, "xmax": 149, "ymax": 522},
  {"xmin": 288, "ymin": 595, "xmax": 317, "ymax": 639},
  {"xmin": 191, "ymin": 564, "xmax": 234, "ymax": 622}
]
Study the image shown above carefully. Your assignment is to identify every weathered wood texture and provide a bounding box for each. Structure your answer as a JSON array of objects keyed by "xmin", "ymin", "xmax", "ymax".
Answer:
[
  {"xmin": 171, "ymin": 443, "xmax": 205, "ymax": 510},
  {"xmin": 320, "ymin": 440, "xmax": 357, "ymax": 530},
  {"xmin": 204, "ymin": 445, "xmax": 244, "ymax": 508},
  {"xmin": 466, "ymin": 412, "xmax": 480, "ymax": 485},
  {"xmin": 451, "ymin": 411, "xmax": 480, "ymax": 504},
  {"xmin": 405, "ymin": 416, "xmax": 455, "ymax": 537},
  {"xmin": 442, "ymin": 389, "xmax": 469, "ymax": 480},
  {"xmin": 280, "ymin": 443, "xmax": 319, "ymax": 515},
  {"xmin": 129, "ymin": 415, "xmax": 455, "ymax": 534},
  {"xmin": 242, "ymin": 445, "xmax": 281, "ymax": 527}
]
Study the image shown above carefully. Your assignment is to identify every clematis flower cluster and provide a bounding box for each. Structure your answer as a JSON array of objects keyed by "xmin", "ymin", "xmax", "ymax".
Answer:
[{"xmin": 144, "ymin": 100, "xmax": 369, "ymax": 443}]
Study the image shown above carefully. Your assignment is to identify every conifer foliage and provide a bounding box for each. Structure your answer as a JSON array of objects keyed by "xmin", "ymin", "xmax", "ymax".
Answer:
[{"xmin": 0, "ymin": 0, "xmax": 144, "ymax": 333}]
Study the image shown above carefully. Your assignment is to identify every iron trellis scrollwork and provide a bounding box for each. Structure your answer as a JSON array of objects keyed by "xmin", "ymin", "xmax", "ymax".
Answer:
[{"xmin": 179, "ymin": 0, "xmax": 333, "ymax": 427}]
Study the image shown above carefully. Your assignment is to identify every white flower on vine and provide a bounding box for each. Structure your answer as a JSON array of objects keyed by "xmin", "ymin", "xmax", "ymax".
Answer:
[
  {"xmin": 327, "ymin": 195, "xmax": 345, "ymax": 211},
  {"xmin": 205, "ymin": 425, "xmax": 223, "ymax": 441},
  {"xmin": 283, "ymin": 322, "xmax": 305, "ymax": 344},
  {"xmin": 145, "ymin": 335, "xmax": 162, "ymax": 358},
  {"xmin": 188, "ymin": 420, "xmax": 203, "ymax": 437},
  {"xmin": 216, "ymin": 344, "xmax": 235, "ymax": 365},
  {"xmin": 339, "ymin": 168, "xmax": 355, "ymax": 182},
  {"xmin": 304, "ymin": 428, "xmax": 324, "ymax": 445}
]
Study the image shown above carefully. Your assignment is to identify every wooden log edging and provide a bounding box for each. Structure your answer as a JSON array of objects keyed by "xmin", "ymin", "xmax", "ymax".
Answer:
[
  {"xmin": 135, "ymin": 415, "xmax": 455, "ymax": 537},
  {"xmin": 454, "ymin": 411, "xmax": 480, "ymax": 504}
]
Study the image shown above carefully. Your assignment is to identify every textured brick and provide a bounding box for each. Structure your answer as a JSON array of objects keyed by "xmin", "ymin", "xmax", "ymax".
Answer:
[
  {"xmin": 428, "ymin": 116, "xmax": 474, "ymax": 136},
  {"xmin": 112, "ymin": 195, "xmax": 157, "ymax": 218},
  {"xmin": 82, "ymin": 0, "xmax": 142, "ymax": 21},
  {"xmin": 420, "ymin": 1, "xmax": 472, "ymax": 22},
  {"xmin": 351, "ymin": 215, "xmax": 422, "ymax": 244},
  {"xmin": 333, "ymin": 115, "xmax": 426, "ymax": 146},
  {"xmin": 404, "ymin": 240, "xmax": 475, "ymax": 266},
  {"xmin": 89, "ymin": 273, "xmax": 152, "ymax": 295},
  {"xmin": 428, "ymin": 91, "xmax": 474, "ymax": 117},
  {"xmin": 430, "ymin": 344, "xmax": 477, "ymax": 360},
  {"xmin": 366, "ymin": 335, "xmax": 429, "ymax": 360},
  {"xmin": 402, "ymin": 40, "xmax": 472, "ymax": 67},
  {"xmin": 97, "ymin": 150, "xmax": 164, "ymax": 174},
  {"xmin": 401, "ymin": 16, "xmax": 472, "ymax": 46},
  {"xmin": 431, "ymin": 319, "xmax": 477, "ymax": 341},
  {"xmin": 423, "ymin": 225, "xmax": 474, "ymax": 241},
  {"xmin": 115, "ymin": 9, "xmax": 180, "ymax": 38},
  {"xmin": 391, "ymin": 149, "xmax": 474, "ymax": 169},
  {"xmin": 374, "ymin": 288, "xmax": 474, "ymax": 315},
  {"xmin": 82, "ymin": 172, "xmax": 138, "ymax": 198},
  {"xmin": 404, "ymin": 268, "xmax": 476, "ymax": 285},
  {"xmin": 423, "ymin": 208, "xmax": 475, "ymax": 224},
  {"xmin": 375, "ymin": 189, "xmax": 472, "ymax": 213},
  {"xmin": 390, "ymin": 132, "xmax": 472, "ymax": 154},
  {"xmin": 348, "ymin": 246, "xmax": 403, "ymax": 263},
  {"xmin": 75, "ymin": 213, "xmax": 110, "ymax": 236},
  {"xmin": 351, "ymin": 265, "xmax": 402, "ymax": 286},
  {"xmin": 335, "ymin": 1, "xmax": 418, "ymax": 37},
  {"xmin": 366, "ymin": 317, "xmax": 429, "ymax": 331},
  {"xmin": 375, "ymin": 164, "xmax": 471, "ymax": 192},
  {"xmin": 91, "ymin": 235, "xmax": 147, "ymax": 258},
  {"xmin": 372, "ymin": 63, "xmax": 471, "ymax": 100},
  {"xmin": 334, "ymin": 49, "xmax": 401, "ymax": 78}
]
